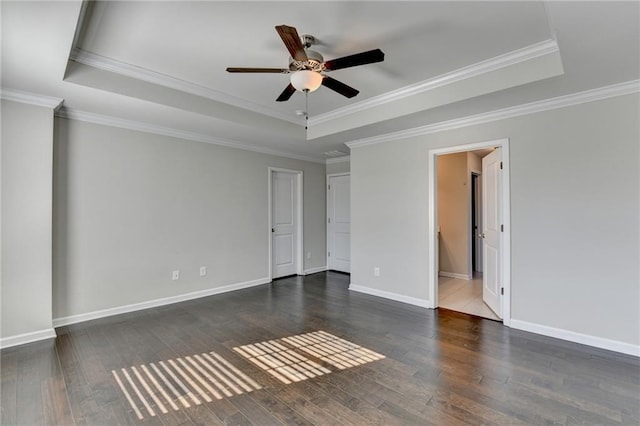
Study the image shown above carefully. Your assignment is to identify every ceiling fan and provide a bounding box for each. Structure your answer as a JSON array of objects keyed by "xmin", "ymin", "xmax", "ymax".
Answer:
[{"xmin": 226, "ymin": 25, "xmax": 385, "ymax": 102}]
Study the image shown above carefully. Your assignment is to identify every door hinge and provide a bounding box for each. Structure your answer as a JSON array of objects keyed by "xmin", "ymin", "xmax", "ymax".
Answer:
[
  {"xmin": 500, "ymin": 161, "xmax": 503, "ymax": 170},
  {"xmin": 328, "ymin": 252, "xmax": 330, "ymax": 257},
  {"xmin": 328, "ymin": 217, "xmax": 331, "ymax": 224},
  {"xmin": 500, "ymin": 224, "xmax": 504, "ymax": 232},
  {"xmin": 328, "ymin": 184, "xmax": 331, "ymax": 190},
  {"xmin": 501, "ymin": 287, "xmax": 504, "ymax": 295}
]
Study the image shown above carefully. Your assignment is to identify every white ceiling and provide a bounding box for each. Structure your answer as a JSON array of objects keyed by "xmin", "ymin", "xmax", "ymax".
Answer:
[{"xmin": 2, "ymin": 1, "xmax": 639, "ymax": 162}]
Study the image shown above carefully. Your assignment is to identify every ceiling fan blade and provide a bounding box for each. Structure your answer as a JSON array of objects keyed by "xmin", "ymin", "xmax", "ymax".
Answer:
[
  {"xmin": 276, "ymin": 83, "xmax": 296, "ymax": 102},
  {"xmin": 322, "ymin": 76, "xmax": 359, "ymax": 98},
  {"xmin": 324, "ymin": 48, "xmax": 385, "ymax": 71},
  {"xmin": 275, "ymin": 25, "xmax": 308, "ymax": 62},
  {"xmin": 226, "ymin": 67, "xmax": 289, "ymax": 73}
]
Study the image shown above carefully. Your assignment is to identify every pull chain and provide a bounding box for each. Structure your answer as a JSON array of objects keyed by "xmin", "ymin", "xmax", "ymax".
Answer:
[{"xmin": 304, "ymin": 89, "xmax": 309, "ymax": 130}]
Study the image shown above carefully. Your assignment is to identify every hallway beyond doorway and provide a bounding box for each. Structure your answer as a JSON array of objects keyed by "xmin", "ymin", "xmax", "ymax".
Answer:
[{"xmin": 438, "ymin": 274, "xmax": 500, "ymax": 320}]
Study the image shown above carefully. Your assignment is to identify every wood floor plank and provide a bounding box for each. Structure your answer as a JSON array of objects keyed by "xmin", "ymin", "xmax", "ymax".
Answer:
[
  {"xmin": 0, "ymin": 350, "xmax": 18, "ymax": 425},
  {"xmin": 2, "ymin": 271, "xmax": 638, "ymax": 425}
]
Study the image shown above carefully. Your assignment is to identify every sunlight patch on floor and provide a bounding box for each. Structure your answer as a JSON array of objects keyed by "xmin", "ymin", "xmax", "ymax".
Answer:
[
  {"xmin": 112, "ymin": 351, "xmax": 261, "ymax": 420},
  {"xmin": 233, "ymin": 330, "xmax": 385, "ymax": 384}
]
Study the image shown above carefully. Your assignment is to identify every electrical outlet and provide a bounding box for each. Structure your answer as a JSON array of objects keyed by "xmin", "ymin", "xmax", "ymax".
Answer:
[
  {"xmin": 374, "ymin": 267, "xmax": 380, "ymax": 277},
  {"xmin": 200, "ymin": 266, "xmax": 207, "ymax": 276},
  {"xmin": 172, "ymin": 270, "xmax": 180, "ymax": 280}
]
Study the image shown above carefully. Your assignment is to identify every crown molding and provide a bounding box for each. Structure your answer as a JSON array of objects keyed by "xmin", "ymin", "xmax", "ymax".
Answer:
[
  {"xmin": 346, "ymin": 79, "xmax": 639, "ymax": 149},
  {"xmin": 309, "ymin": 39, "xmax": 560, "ymax": 127},
  {"xmin": 70, "ymin": 48, "xmax": 302, "ymax": 125},
  {"xmin": 56, "ymin": 108, "xmax": 324, "ymax": 164},
  {"xmin": 0, "ymin": 88, "xmax": 64, "ymax": 110},
  {"xmin": 325, "ymin": 156, "xmax": 350, "ymax": 164}
]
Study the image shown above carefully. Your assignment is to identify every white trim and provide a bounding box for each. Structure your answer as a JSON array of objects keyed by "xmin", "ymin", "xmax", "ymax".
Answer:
[
  {"xmin": 70, "ymin": 48, "xmax": 301, "ymax": 125},
  {"xmin": 510, "ymin": 319, "xmax": 640, "ymax": 357},
  {"xmin": 325, "ymin": 156, "xmax": 350, "ymax": 165},
  {"xmin": 346, "ymin": 80, "xmax": 640, "ymax": 149},
  {"xmin": 0, "ymin": 88, "xmax": 63, "ymax": 110},
  {"xmin": 56, "ymin": 108, "xmax": 324, "ymax": 164},
  {"xmin": 0, "ymin": 328, "xmax": 57, "ymax": 350},
  {"xmin": 310, "ymin": 39, "xmax": 559, "ymax": 126},
  {"xmin": 428, "ymin": 138, "xmax": 511, "ymax": 326},
  {"xmin": 52, "ymin": 277, "xmax": 270, "ymax": 328},
  {"xmin": 349, "ymin": 284, "xmax": 430, "ymax": 309},
  {"xmin": 268, "ymin": 168, "xmax": 304, "ymax": 280},
  {"xmin": 303, "ymin": 266, "xmax": 327, "ymax": 275},
  {"xmin": 438, "ymin": 271, "xmax": 472, "ymax": 280}
]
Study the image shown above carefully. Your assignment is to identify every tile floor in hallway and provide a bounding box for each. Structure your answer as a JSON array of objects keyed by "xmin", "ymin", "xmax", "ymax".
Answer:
[{"xmin": 438, "ymin": 274, "xmax": 500, "ymax": 320}]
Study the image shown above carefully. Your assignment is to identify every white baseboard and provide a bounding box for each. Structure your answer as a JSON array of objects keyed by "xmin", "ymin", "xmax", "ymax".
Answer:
[
  {"xmin": 349, "ymin": 284, "xmax": 430, "ymax": 308},
  {"xmin": 439, "ymin": 271, "xmax": 472, "ymax": 280},
  {"xmin": 53, "ymin": 277, "xmax": 271, "ymax": 328},
  {"xmin": 303, "ymin": 266, "xmax": 327, "ymax": 275},
  {"xmin": 510, "ymin": 319, "xmax": 640, "ymax": 357},
  {"xmin": 0, "ymin": 328, "xmax": 57, "ymax": 350}
]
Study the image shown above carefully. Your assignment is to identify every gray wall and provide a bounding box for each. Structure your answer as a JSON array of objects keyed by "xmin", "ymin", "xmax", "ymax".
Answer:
[
  {"xmin": 351, "ymin": 94, "xmax": 639, "ymax": 346},
  {"xmin": 1, "ymin": 100, "xmax": 55, "ymax": 339},
  {"xmin": 53, "ymin": 118, "xmax": 326, "ymax": 320},
  {"xmin": 326, "ymin": 159, "xmax": 350, "ymax": 175}
]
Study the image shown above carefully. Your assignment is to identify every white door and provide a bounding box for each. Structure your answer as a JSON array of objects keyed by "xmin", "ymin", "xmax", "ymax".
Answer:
[
  {"xmin": 327, "ymin": 175, "xmax": 350, "ymax": 272},
  {"xmin": 272, "ymin": 171, "xmax": 298, "ymax": 278},
  {"xmin": 482, "ymin": 149, "xmax": 502, "ymax": 318}
]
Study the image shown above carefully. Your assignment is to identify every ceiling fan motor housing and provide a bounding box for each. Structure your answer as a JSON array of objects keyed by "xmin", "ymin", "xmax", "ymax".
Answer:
[{"xmin": 289, "ymin": 49, "xmax": 325, "ymax": 72}]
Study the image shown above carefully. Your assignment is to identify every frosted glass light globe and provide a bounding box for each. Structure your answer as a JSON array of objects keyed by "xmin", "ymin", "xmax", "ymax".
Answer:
[{"xmin": 290, "ymin": 70, "xmax": 323, "ymax": 92}]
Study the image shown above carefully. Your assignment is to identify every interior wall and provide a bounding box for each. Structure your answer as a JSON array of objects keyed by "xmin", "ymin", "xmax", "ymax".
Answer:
[
  {"xmin": 53, "ymin": 118, "xmax": 326, "ymax": 320},
  {"xmin": 467, "ymin": 151, "xmax": 482, "ymax": 174},
  {"xmin": 326, "ymin": 159, "xmax": 350, "ymax": 175},
  {"xmin": 350, "ymin": 93, "xmax": 640, "ymax": 347},
  {"xmin": 1, "ymin": 100, "xmax": 55, "ymax": 340},
  {"xmin": 437, "ymin": 152, "xmax": 470, "ymax": 278}
]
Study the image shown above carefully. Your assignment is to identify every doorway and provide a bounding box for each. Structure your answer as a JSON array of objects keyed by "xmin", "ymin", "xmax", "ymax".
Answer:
[
  {"xmin": 327, "ymin": 173, "xmax": 351, "ymax": 273},
  {"xmin": 268, "ymin": 168, "xmax": 303, "ymax": 279},
  {"xmin": 428, "ymin": 139, "xmax": 511, "ymax": 325}
]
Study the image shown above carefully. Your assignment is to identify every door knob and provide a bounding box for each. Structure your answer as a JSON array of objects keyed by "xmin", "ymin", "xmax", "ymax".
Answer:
[
  {"xmin": 478, "ymin": 232, "xmax": 485, "ymax": 238},
  {"xmin": 271, "ymin": 228, "xmax": 275, "ymax": 233}
]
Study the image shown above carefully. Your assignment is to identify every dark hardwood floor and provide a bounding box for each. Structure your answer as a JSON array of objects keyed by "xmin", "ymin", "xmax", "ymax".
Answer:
[{"xmin": 2, "ymin": 271, "xmax": 639, "ymax": 425}]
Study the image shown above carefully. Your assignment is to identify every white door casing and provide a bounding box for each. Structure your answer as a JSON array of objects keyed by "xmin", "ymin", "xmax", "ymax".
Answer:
[
  {"xmin": 428, "ymin": 138, "xmax": 511, "ymax": 326},
  {"xmin": 482, "ymin": 148, "xmax": 502, "ymax": 318},
  {"xmin": 327, "ymin": 174, "xmax": 350, "ymax": 272},
  {"xmin": 270, "ymin": 169, "xmax": 302, "ymax": 279}
]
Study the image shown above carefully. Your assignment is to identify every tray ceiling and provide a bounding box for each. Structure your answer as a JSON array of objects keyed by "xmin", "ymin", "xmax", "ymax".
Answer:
[{"xmin": 2, "ymin": 1, "xmax": 638, "ymax": 161}]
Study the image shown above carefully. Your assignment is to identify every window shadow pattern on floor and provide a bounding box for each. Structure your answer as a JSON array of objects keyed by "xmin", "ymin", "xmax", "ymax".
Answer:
[
  {"xmin": 111, "ymin": 330, "xmax": 384, "ymax": 420},
  {"xmin": 111, "ymin": 351, "xmax": 261, "ymax": 420},
  {"xmin": 233, "ymin": 330, "xmax": 385, "ymax": 384}
]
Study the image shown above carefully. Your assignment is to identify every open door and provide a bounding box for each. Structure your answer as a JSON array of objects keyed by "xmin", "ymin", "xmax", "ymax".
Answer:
[{"xmin": 481, "ymin": 148, "xmax": 502, "ymax": 318}]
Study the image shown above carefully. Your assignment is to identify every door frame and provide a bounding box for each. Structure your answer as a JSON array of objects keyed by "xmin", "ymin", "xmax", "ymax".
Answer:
[
  {"xmin": 326, "ymin": 172, "xmax": 350, "ymax": 271},
  {"xmin": 268, "ymin": 167, "xmax": 304, "ymax": 280},
  {"xmin": 470, "ymin": 172, "xmax": 482, "ymax": 274},
  {"xmin": 427, "ymin": 138, "xmax": 511, "ymax": 326}
]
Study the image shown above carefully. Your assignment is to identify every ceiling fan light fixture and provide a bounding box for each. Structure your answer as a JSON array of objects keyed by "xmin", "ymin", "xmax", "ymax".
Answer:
[{"xmin": 290, "ymin": 70, "xmax": 323, "ymax": 92}]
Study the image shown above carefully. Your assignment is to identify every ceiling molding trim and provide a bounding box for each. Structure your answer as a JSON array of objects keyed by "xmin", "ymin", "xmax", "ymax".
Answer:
[
  {"xmin": 0, "ymin": 88, "xmax": 64, "ymax": 110},
  {"xmin": 56, "ymin": 108, "xmax": 324, "ymax": 164},
  {"xmin": 346, "ymin": 79, "xmax": 639, "ymax": 149},
  {"xmin": 309, "ymin": 39, "xmax": 560, "ymax": 127},
  {"xmin": 69, "ymin": 48, "xmax": 302, "ymax": 125},
  {"xmin": 325, "ymin": 156, "xmax": 350, "ymax": 164}
]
